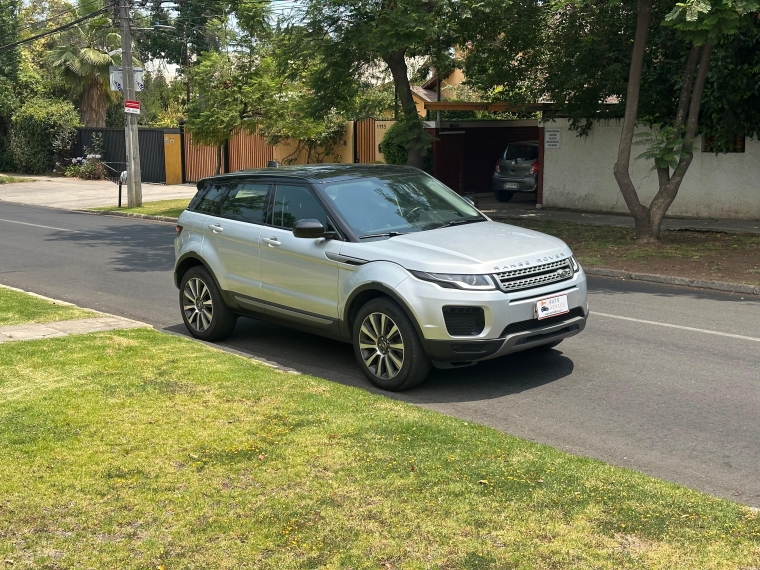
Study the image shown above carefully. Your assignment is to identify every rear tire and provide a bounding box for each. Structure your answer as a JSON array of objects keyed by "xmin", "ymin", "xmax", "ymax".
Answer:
[
  {"xmin": 180, "ymin": 266, "xmax": 237, "ymax": 342},
  {"xmin": 495, "ymin": 191, "xmax": 514, "ymax": 202},
  {"xmin": 353, "ymin": 297, "xmax": 431, "ymax": 391}
]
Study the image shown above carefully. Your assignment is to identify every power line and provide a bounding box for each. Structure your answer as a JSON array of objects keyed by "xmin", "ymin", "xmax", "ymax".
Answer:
[
  {"xmin": 0, "ymin": 2, "xmax": 118, "ymax": 53},
  {"xmin": 15, "ymin": 0, "xmax": 112, "ymax": 36}
]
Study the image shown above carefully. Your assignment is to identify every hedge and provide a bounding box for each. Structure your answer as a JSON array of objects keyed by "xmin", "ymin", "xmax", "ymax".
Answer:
[{"xmin": 10, "ymin": 98, "xmax": 80, "ymax": 174}]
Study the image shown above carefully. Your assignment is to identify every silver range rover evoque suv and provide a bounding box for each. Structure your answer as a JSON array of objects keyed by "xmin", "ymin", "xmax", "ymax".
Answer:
[{"xmin": 174, "ymin": 164, "xmax": 588, "ymax": 391}]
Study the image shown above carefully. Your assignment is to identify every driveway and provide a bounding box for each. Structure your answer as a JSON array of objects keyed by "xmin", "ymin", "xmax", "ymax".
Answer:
[
  {"xmin": 0, "ymin": 176, "xmax": 197, "ymax": 209},
  {"xmin": 1, "ymin": 202, "xmax": 759, "ymax": 506}
]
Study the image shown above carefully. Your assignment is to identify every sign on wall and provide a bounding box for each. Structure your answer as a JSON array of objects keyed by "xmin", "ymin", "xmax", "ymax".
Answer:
[
  {"xmin": 545, "ymin": 128, "xmax": 561, "ymax": 149},
  {"xmin": 109, "ymin": 66, "xmax": 144, "ymax": 92}
]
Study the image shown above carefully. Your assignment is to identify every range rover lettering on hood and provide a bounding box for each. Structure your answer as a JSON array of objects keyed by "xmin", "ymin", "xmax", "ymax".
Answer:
[{"xmin": 493, "ymin": 252, "xmax": 566, "ymax": 271}]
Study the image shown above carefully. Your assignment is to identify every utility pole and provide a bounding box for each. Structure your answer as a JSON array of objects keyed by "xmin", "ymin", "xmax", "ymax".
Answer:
[{"xmin": 118, "ymin": 0, "xmax": 142, "ymax": 207}]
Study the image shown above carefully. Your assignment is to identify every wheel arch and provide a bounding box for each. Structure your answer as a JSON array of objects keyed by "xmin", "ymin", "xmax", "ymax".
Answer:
[
  {"xmin": 175, "ymin": 253, "xmax": 217, "ymax": 290},
  {"xmin": 344, "ymin": 283, "xmax": 425, "ymax": 342}
]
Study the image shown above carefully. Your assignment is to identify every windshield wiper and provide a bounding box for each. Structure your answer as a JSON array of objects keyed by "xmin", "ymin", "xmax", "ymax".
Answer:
[
  {"xmin": 434, "ymin": 218, "xmax": 486, "ymax": 229},
  {"xmin": 359, "ymin": 231, "xmax": 408, "ymax": 239}
]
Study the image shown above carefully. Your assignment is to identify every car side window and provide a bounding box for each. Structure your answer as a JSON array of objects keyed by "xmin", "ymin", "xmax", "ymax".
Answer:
[
  {"xmin": 270, "ymin": 184, "xmax": 328, "ymax": 229},
  {"xmin": 195, "ymin": 182, "xmax": 228, "ymax": 215},
  {"xmin": 219, "ymin": 183, "xmax": 270, "ymax": 223}
]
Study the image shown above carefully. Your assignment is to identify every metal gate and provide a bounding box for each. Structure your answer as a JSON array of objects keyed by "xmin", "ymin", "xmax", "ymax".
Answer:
[{"xmin": 74, "ymin": 128, "xmax": 166, "ymax": 183}]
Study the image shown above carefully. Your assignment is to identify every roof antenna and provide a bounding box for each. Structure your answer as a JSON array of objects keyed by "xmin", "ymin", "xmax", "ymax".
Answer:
[{"xmin": 267, "ymin": 160, "xmax": 279, "ymax": 168}]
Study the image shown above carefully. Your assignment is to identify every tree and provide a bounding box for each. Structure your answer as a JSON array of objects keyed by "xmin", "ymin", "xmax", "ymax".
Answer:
[
  {"xmin": 463, "ymin": 0, "xmax": 760, "ymax": 242},
  {"xmin": 184, "ymin": 51, "xmax": 271, "ymax": 174},
  {"xmin": 298, "ymin": 0, "xmax": 456, "ymax": 168},
  {"xmin": 612, "ymin": 0, "xmax": 758, "ymax": 242},
  {"xmin": 47, "ymin": 0, "xmax": 122, "ymax": 127}
]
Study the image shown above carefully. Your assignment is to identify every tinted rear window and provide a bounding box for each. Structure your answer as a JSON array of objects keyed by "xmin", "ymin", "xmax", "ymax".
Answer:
[
  {"xmin": 504, "ymin": 144, "xmax": 538, "ymax": 160},
  {"xmin": 195, "ymin": 182, "xmax": 229, "ymax": 215}
]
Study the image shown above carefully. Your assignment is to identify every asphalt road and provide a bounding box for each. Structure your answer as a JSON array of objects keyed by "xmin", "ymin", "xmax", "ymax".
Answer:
[{"xmin": 1, "ymin": 202, "xmax": 759, "ymax": 506}]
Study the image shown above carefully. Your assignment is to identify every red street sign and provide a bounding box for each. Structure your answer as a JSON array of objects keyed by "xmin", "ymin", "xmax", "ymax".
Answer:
[{"xmin": 124, "ymin": 100, "xmax": 141, "ymax": 115}]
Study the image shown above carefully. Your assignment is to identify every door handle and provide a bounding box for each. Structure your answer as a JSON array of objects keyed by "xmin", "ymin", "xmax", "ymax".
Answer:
[
  {"xmin": 262, "ymin": 237, "xmax": 281, "ymax": 247},
  {"xmin": 210, "ymin": 224, "xmax": 223, "ymax": 234}
]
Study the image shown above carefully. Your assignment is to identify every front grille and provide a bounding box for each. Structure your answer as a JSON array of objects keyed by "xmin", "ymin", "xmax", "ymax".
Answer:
[
  {"xmin": 443, "ymin": 306, "xmax": 485, "ymax": 336},
  {"xmin": 495, "ymin": 259, "xmax": 574, "ymax": 293},
  {"xmin": 500, "ymin": 307, "xmax": 585, "ymax": 337}
]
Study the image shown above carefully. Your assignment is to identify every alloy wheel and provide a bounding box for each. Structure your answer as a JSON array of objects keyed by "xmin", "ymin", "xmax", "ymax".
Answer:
[
  {"xmin": 359, "ymin": 312, "xmax": 405, "ymax": 380},
  {"xmin": 183, "ymin": 277, "xmax": 213, "ymax": 332}
]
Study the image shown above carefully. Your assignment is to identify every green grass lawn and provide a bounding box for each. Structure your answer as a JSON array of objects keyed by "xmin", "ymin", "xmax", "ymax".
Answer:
[
  {"xmin": 0, "ymin": 285, "xmax": 96, "ymax": 326},
  {"xmin": 93, "ymin": 198, "xmax": 190, "ymax": 219},
  {"xmin": 0, "ymin": 174, "xmax": 32, "ymax": 184},
  {"xmin": 0, "ymin": 324, "xmax": 758, "ymax": 568}
]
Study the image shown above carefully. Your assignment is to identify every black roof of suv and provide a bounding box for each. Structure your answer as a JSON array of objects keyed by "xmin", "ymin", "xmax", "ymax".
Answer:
[{"xmin": 199, "ymin": 164, "xmax": 421, "ymax": 186}]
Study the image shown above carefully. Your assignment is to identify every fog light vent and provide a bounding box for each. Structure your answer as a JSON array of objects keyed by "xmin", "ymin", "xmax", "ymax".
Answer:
[{"xmin": 442, "ymin": 306, "xmax": 485, "ymax": 336}]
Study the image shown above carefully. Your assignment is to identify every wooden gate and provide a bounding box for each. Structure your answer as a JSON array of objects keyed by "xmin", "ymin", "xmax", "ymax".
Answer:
[{"xmin": 355, "ymin": 119, "xmax": 376, "ymax": 163}]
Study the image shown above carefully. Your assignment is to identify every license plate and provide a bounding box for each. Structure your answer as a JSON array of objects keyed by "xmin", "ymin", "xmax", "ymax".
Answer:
[
  {"xmin": 536, "ymin": 295, "xmax": 569, "ymax": 320},
  {"xmin": 503, "ymin": 182, "xmax": 519, "ymax": 189}
]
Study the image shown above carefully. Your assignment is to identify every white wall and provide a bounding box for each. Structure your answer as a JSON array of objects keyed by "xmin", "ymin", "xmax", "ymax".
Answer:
[{"xmin": 542, "ymin": 118, "xmax": 760, "ymax": 220}]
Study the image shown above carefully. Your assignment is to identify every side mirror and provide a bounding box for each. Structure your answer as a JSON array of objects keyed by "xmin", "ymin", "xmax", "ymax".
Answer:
[
  {"xmin": 293, "ymin": 218, "xmax": 326, "ymax": 239},
  {"xmin": 463, "ymin": 196, "xmax": 480, "ymax": 207}
]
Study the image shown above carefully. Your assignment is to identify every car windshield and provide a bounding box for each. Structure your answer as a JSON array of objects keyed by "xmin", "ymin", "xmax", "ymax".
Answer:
[
  {"xmin": 504, "ymin": 144, "xmax": 538, "ymax": 160},
  {"xmin": 322, "ymin": 173, "xmax": 484, "ymax": 238}
]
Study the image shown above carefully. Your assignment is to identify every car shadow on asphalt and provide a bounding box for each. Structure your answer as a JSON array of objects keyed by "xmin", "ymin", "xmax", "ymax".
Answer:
[
  {"xmin": 45, "ymin": 221, "xmax": 176, "ymax": 273},
  {"xmin": 163, "ymin": 316, "xmax": 575, "ymax": 404}
]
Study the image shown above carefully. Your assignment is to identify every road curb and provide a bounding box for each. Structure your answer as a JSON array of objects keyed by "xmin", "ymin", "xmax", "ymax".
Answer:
[
  {"xmin": 585, "ymin": 267, "xmax": 760, "ymax": 296},
  {"xmin": 0, "ymin": 281, "xmax": 300, "ymax": 375},
  {"xmin": 76, "ymin": 209, "xmax": 178, "ymax": 223}
]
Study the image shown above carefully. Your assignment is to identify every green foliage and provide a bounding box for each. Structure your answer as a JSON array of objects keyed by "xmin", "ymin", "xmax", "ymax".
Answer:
[
  {"xmin": 185, "ymin": 51, "xmax": 267, "ymax": 148},
  {"xmin": 137, "ymin": 72, "xmax": 186, "ymax": 128},
  {"xmin": 10, "ymin": 98, "xmax": 80, "ymax": 174},
  {"xmin": 699, "ymin": 16, "xmax": 760, "ymax": 150},
  {"xmin": 47, "ymin": 0, "xmax": 124, "ymax": 127},
  {"xmin": 634, "ymin": 127, "xmax": 685, "ymax": 169},
  {"xmin": 298, "ymin": 0, "xmax": 456, "ymax": 165},
  {"xmin": 378, "ymin": 120, "xmax": 433, "ymax": 172}
]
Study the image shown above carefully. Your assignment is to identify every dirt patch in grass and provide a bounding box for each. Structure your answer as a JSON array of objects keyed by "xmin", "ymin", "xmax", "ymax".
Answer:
[
  {"xmin": 503, "ymin": 219, "xmax": 760, "ymax": 286},
  {"xmin": 0, "ymin": 325, "xmax": 759, "ymax": 569}
]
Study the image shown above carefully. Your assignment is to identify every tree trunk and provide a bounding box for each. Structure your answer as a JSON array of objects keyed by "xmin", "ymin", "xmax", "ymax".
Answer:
[
  {"xmin": 81, "ymin": 76, "xmax": 107, "ymax": 128},
  {"xmin": 613, "ymin": 0, "xmax": 653, "ymax": 242},
  {"xmin": 383, "ymin": 49, "xmax": 425, "ymax": 169},
  {"xmin": 215, "ymin": 144, "xmax": 223, "ymax": 175},
  {"xmin": 647, "ymin": 41, "xmax": 714, "ymax": 235}
]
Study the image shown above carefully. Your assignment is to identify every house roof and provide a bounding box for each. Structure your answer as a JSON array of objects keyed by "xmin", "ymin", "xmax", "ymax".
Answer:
[{"xmin": 411, "ymin": 86, "xmax": 437, "ymax": 102}]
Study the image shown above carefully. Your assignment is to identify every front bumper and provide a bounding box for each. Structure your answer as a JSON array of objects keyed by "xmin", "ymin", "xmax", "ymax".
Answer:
[
  {"xmin": 492, "ymin": 173, "xmax": 537, "ymax": 192},
  {"xmin": 395, "ymin": 269, "xmax": 588, "ymax": 363},
  {"xmin": 422, "ymin": 312, "xmax": 586, "ymax": 362}
]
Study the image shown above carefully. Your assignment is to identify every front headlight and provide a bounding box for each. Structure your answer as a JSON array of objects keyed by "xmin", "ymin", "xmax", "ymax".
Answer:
[
  {"xmin": 570, "ymin": 256, "xmax": 580, "ymax": 273},
  {"xmin": 410, "ymin": 271, "xmax": 497, "ymax": 291}
]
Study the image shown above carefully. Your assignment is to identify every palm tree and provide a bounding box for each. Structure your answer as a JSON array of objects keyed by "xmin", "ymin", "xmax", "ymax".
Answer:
[{"xmin": 47, "ymin": 0, "xmax": 123, "ymax": 127}]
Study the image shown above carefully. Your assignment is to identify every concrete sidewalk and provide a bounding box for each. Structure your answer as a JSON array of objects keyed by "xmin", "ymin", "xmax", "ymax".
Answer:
[
  {"xmin": 0, "ymin": 316, "xmax": 148, "ymax": 343},
  {"xmin": 0, "ymin": 176, "xmax": 197, "ymax": 210},
  {"xmin": 477, "ymin": 194, "xmax": 760, "ymax": 234}
]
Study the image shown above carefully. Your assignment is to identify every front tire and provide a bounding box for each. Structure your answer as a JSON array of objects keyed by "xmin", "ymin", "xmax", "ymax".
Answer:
[
  {"xmin": 495, "ymin": 190, "xmax": 514, "ymax": 202},
  {"xmin": 180, "ymin": 266, "xmax": 237, "ymax": 342},
  {"xmin": 353, "ymin": 298, "xmax": 431, "ymax": 391}
]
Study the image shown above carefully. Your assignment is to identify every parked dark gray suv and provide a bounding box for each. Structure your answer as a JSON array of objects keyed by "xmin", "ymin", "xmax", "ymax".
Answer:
[{"xmin": 491, "ymin": 140, "xmax": 539, "ymax": 202}]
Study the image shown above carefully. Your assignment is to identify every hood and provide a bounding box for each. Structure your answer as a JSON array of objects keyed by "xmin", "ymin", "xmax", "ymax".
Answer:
[{"xmin": 340, "ymin": 221, "xmax": 572, "ymax": 274}]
